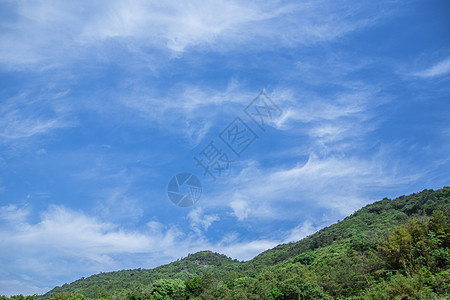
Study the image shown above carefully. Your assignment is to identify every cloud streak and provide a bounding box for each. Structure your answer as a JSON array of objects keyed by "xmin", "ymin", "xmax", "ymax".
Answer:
[
  {"xmin": 0, "ymin": 0, "xmax": 388, "ymax": 69},
  {"xmin": 413, "ymin": 56, "xmax": 450, "ymax": 78},
  {"xmin": 0, "ymin": 90, "xmax": 72, "ymax": 142}
]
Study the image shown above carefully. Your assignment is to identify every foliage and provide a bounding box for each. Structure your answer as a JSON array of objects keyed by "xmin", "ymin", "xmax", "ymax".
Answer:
[
  {"xmin": 380, "ymin": 209, "xmax": 450, "ymax": 275},
  {"xmin": 150, "ymin": 279, "xmax": 185, "ymax": 300},
  {"xmin": 184, "ymin": 276, "xmax": 202, "ymax": 298},
  {"xmin": 50, "ymin": 293, "xmax": 86, "ymax": 300}
]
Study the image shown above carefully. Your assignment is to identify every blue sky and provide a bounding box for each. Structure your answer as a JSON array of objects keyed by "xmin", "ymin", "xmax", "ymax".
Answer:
[{"xmin": 1, "ymin": 0, "xmax": 450, "ymax": 295}]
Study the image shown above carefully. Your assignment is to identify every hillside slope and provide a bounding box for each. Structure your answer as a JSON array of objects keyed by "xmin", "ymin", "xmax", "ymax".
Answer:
[
  {"xmin": 42, "ymin": 251, "xmax": 241, "ymax": 299},
  {"xmin": 38, "ymin": 187, "xmax": 449, "ymax": 299},
  {"xmin": 248, "ymin": 187, "xmax": 450, "ymax": 268}
]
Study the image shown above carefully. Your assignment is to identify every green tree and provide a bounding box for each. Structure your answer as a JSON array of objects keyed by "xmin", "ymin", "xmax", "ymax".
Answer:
[
  {"xmin": 381, "ymin": 224, "xmax": 414, "ymax": 275},
  {"xmin": 278, "ymin": 277, "xmax": 331, "ymax": 300},
  {"xmin": 185, "ymin": 276, "xmax": 202, "ymax": 297},
  {"xmin": 151, "ymin": 279, "xmax": 185, "ymax": 300},
  {"xmin": 50, "ymin": 293, "xmax": 86, "ymax": 300},
  {"xmin": 381, "ymin": 211, "xmax": 450, "ymax": 276}
]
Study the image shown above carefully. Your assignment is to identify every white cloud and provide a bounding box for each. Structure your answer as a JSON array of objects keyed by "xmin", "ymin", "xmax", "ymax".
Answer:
[
  {"xmin": 189, "ymin": 83, "xmax": 402, "ymax": 222},
  {"xmin": 0, "ymin": 0, "xmax": 388, "ymax": 69},
  {"xmin": 229, "ymin": 196, "xmax": 251, "ymax": 221},
  {"xmin": 113, "ymin": 82, "xmax": 380, "ymax": 148},
  {"xmin": 94, "ymin": 188, "xmax": 144, "ymax": 223},
  {"xmin": 0, "ymin": 117, "xmax": 64, "ymax": 140},
  {"xmin": 0, "ymin": 205, "xmax": 176, "ymax": 264},
  {"xmin": 82, "ymin": 0, "xmax": 270, "ymax": 52},
  {"xmin": 206, "ymin": 145, "xmax": 422, "ymax": 223},
  {"xmin": 273, "ymin": 88, "xmax": 376, "ymax": 129},
  {"xmin": 284, "ymin": 220, "xmax": 317, "ymax": 243},
  {"xmin": 0, "ymin": 204, "xmax": 31, "ymax": 223},
  {"xmin": 147, "ymin": 220, "xmax": 164, "ymax": 233},
  {"xmin": 0, "ymin": 91, "xmax": 72, "ymax": 142},
  {"xmin": 114, "ymin": 81, "xmax": 256, "ymax": 142},
  {"xmin": 118, "ymin": 81, "xmax": 250, "ymax": 120},
  {"xmin": 0, "ymin": 205, "xmax": 187, "ymax": 290},
  {"xmin": 0, "ymin": 280, "xmax": 48, "ymax": 298},
  {"xmin": 187, "ymin": 207, "xmax": 219, "ymax": 233},
  {"xmin": 209, "ymin": 221, "xmax": 321, "ymax": 262},
  {"xmin": 413, "ymin": 56, "xmax": 450, "ymax": 78},
  {"xmin": 214, "ymin": 239, "xmax": 279, "ymax": 261}
]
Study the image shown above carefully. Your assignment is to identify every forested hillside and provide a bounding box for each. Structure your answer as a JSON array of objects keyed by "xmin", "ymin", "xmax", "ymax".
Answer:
[{"xmin": 3, "ymin": 187, "xmax": 449, "ymax": 299}]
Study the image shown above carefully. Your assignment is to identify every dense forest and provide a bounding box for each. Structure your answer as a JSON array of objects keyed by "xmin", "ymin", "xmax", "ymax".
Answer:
[{"xmin": 2, "ymin": 187, "xmax": 449, "ymax": 299}]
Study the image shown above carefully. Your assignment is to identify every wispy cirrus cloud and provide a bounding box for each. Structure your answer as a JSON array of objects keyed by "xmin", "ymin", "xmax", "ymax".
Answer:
[
  {"xmin": 94, "ymin": 188, "xmax": 144, "ymax": 224},
  {"xmin": 0, "ymin": 0, "xmax": 391, "ymax": 69},
  {"xmin": 0, "ymin": 91, "xmax": 73, "ymax": 142},
  {"xmin": 113, "ymin": 81, "xmax": 255, "ymax": 144},
  {"xmin": 412, "ymin": 56, "xmax": 450, "ymax": 78},
  {"xmin": 0, "ymin": 116, "xmax": 65, "ymax": 140},
  {"xmin": 203, "ymin": 147, "xmax": 424, "ymax": 224}
]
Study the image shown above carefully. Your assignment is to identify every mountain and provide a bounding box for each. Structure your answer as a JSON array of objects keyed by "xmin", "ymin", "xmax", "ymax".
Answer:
[
  {"xmin": 23, "ymin": 187, "xmax": 450, "ymax": 299},
  {"xmin": 40, "ymin": 251, "xmax": 242, "ymax": 299},
  {"xmin": 247, "ymin": 187, "xmax": 449, "ymax": 268}
]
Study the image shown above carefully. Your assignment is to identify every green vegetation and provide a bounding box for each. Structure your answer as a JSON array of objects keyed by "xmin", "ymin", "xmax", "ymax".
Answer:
[{"xmin": 3, "ymin": 187, "xmax": 449, "ymax": 299}]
